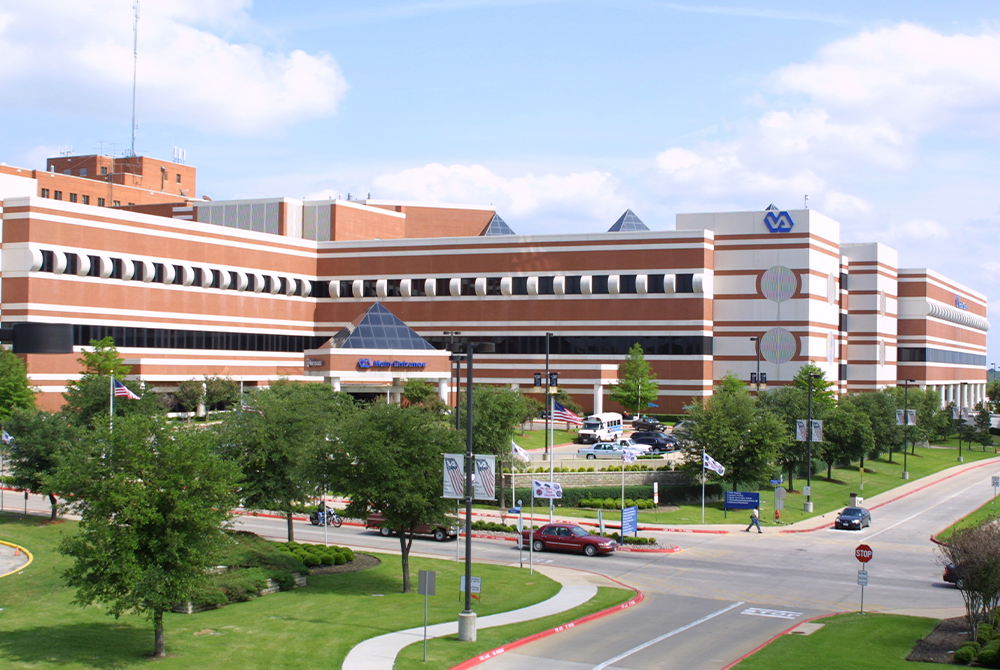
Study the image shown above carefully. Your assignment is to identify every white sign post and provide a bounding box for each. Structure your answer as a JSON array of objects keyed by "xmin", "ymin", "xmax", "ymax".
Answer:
[{"xmin": 993, "ymin": 476, "xmax": 999, "ymax": 516}]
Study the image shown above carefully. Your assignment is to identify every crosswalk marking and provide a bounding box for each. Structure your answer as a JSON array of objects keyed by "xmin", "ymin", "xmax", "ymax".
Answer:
[{"xmin": 741, "ymin": 607, "xmax": 802, "ymax": 619}]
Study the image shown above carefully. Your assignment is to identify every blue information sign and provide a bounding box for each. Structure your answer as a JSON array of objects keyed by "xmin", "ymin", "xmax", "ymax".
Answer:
[
  {"xmin": 724, "ymin": 491, "xmax": 761, "ymax": 510},
  {"xmin": 621, "ymin": 506, "xmax": 638, "ymax": 535}
]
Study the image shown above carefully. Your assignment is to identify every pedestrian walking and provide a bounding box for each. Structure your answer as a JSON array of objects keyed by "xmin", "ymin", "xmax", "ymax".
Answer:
[{"xmin": 745, "ymin": 506, "xmax": 762, "ymax": 533}]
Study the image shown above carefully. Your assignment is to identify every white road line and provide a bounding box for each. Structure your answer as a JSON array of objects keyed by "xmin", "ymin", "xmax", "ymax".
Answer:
[
  {"xmin": 591, "ymin": 601, "xmax": 745, "ymax": 670},
  {"xmin": 862, "ymin": 480, "xmax": 981, "ymax": 541}
]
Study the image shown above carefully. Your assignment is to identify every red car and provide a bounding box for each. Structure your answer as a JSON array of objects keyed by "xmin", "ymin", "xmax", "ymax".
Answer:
[{"xmin": 520, "ymin": 523, "xmax": 617, "ymax": 556}]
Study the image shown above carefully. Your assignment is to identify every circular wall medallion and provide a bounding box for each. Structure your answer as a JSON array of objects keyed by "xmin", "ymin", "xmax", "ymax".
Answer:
[
  {"xmin": 760, "ymin": 266, "xmax": 797, "ymax": 302},
  {"xmin": 760, "ymin": 328, "xmax": 797, "ymax": 365}
]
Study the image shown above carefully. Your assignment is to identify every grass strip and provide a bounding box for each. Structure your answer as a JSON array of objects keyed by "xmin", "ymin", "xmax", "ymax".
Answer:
[
  {"xmin": 937, "ymin": 496, "xmax": 1000, "ymax": 542},
  {"xmin": 0, "ymin": 514, "xmax": 560, "ymax": 669},
  {"xmin": 734, "ymin": 613, "xmax": 941, "ymax": 670},
  {"xmin": 394, "ymin": 586, "xmax": 634, "ymax": 670}
]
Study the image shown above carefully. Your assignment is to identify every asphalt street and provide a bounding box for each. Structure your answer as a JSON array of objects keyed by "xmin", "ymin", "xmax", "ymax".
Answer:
[{"xmin": 8, "ymin": 457, "xmax": 1000, "ymax": 669}]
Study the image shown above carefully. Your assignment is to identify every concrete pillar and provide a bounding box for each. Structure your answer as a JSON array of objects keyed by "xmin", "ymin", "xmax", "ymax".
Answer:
[
  {"xmin": 329, "ymin": 377, "xmax": 341, "ymax": 392},
  {"xmin": 438, "ymin": 378, "xmax": 449, "ymax": 403},
  {"xmin": 592, "ymin": 384, "xmax": 604, "ymax": 415}
]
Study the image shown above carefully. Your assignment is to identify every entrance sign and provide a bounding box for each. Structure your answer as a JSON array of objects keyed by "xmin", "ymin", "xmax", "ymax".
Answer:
[
  {"xmin": 855, "ymin": 544, "xmax": 873, "ymax": 563},
  {"xmin": 621, "ymin": 506, "xmax": 638, "ymax": 535},
  {"xmin": 724, "ymin": 491, "xmax": 760, "ymax": 510}
]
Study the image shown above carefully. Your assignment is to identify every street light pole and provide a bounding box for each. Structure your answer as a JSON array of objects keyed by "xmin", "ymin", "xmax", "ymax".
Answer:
[
  {"xmin": 445, "ymin": 331, "xmax": 462, "ymax": 430},
  {"xmin": 805, "ymin": 372, "xmax": 821, "ymax": 513},
  {"xmin": 902, "ymin": 379, "xmax": 915, "ymax": 480},
  {"xmin": 750, "ymin": 337, "xmax": 760, "ymax": 393},
  {"xmin": 959, "ymin": 381, "xmax": 967, "ymax": 463},
  {"xmin": 545, "ymin": 332, "xmax": 554, "ymax": 524},
  {"xmin": 459, "ymin": 341, "xmax": 476, "ymax": 641}
]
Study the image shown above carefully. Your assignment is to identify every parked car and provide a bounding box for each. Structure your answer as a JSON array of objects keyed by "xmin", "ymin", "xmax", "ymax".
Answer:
[
  {"xmin": 834, "ymin": 506, "xmax": 872, "ymax": 530},
  {"xmin": 577, "ymin": 442, "xmax": 645, "ymax": 459},
  {"xmin": 365, "ymin": 512, "xmax": 458, "ymax": 541},
  {"xmin": 943, "ymin": 563, "xmax": 963, "ymax": 587},
  {"xmin": 520, "ymin": 523, "xmax": 617, "ymax": 556},
  {"xmin": 632, "ymin": 415, "xmax": 664, "ymax": 432},
  {"xmin": 631, "ymin": 431, "xmax": 680, "ymax": 453}
]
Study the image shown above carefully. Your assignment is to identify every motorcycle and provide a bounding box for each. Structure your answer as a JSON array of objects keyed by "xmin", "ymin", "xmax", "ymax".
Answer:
[{"xmin": 309, "ymin": 509, "xmax": 343, "ymax": 527}]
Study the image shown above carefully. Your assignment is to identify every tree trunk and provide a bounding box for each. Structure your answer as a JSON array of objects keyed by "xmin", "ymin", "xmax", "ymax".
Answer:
[
  {"xmin": 48, "ymin": 492, "xmax": 58, "ymax": 520},
  {"xmin": 399, "ymin": 531, "xmax": 414, "ymax": 593},
  {"xmin": 827, "ymin": 462, "xmax": 833, "ymax": 480},
  {"xmin": 286, "ymin": 511, "xmax": 294, "ymax": 542},
  {"xmin": 153, "ymin": 609, "xmax": 166, "ymax": 657},
  {"xmin": 787, "ymin": 466, "xmax": 794, "ymax": 493}
]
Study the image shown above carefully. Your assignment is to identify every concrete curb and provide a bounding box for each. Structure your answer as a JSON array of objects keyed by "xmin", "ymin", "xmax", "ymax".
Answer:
[
  {"xmin": 719, "ymin": 611, "xmax": 848, "ymax": 670},
  {"xmin": 448, "ymin": 574, "xmax": 643, "ymax": 670},
  {"xmin": 0, "ymin": 540, "xmax": 33, "ymax": 578}
]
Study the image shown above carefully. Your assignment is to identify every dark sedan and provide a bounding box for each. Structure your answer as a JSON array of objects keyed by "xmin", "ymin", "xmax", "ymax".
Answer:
[
  {"xmin": 632, "ymin": 416, "xmax": 664, "ymax": 432},
  {"xmin": 520, "ymin": 523, "xmax": 617, "ymax": 556},
  {"xmin": 943, "ymin": 564, "xmax": 963, "ymax": 587},
  {"xmin": 631, "ymin": 431, "xmax": 679, "ymax": 453},
  {"xmin": 835, "ymin": 506, "xmax": 872, "ymax": 530}
]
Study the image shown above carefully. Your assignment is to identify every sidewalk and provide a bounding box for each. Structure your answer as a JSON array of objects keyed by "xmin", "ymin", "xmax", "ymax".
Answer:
[{"xmin": 342, "ymin": 565, "xmax": 622, "ymax": 670}]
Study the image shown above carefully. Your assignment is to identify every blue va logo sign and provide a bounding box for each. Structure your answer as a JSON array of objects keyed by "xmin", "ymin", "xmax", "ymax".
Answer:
[
  {"xmin": 764, "ymin": 210, "xmax": 795, "ymax": 233},
  {"xmin": 357, "ymin": 358, "xmax": 372, "ymax": 368}
]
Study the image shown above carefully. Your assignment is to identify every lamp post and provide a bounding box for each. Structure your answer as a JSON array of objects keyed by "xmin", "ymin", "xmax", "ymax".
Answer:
[
  {"xmin": 805, "ymin": 373, "xmax": 821, "ymax": 512},
  {"xmin": 545, "ymin": 332, "xmax": 554, "ymax": 523},
  {"xmin": 444, "ymin": 331, "xmax": 462, "ymax": 430},
  {"xmin": 959, "ymin": 381, "xmax": 968, "ymax": 463},
  {"xmin": 902, "ymin": 379, "xmax": 916, "ymax": 480},
  {"xmin": 750, "ymin": 337, "xmax": 761, "ymax": 393}
]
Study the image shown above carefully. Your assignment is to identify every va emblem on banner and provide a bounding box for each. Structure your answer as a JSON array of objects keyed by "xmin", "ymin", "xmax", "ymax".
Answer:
[
  {"xmin": 443, "ymin": 454, "xmax": 465, "ymax": 499},
  {"xmin": 474, "ymin": 455, "xmax": 496, "ymax": 500}
]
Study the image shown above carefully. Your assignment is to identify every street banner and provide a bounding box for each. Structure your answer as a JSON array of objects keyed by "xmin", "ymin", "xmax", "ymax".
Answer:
[
  {"xmin": 896, "ymin": 409, "xmax": 917, "ymax": 426},
  {"xmin": 796, "ymin": 419, "xmax": 823, "ymax": 441},
  {"xmin": 532, "ymin": 479, "xmax": 563, "ymax": 499},
  {"xmin": 474, "ymin": 455, "xmax": 496, "ymax": 500},
  {"xmin": 443, "ymin": 454, "xmax": 465, "ymax": 499}
]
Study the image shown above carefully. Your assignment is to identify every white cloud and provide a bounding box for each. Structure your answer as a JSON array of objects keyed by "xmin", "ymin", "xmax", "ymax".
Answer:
[
  {"xmin": 370, "ymin": 163, "xmax": 628, "ymax": 229},
  {"xmin": 821, "ymin": 191, "xmax": 873, "ymax": 219},
  {"xmin": 882, "ymin": 218, "xmax": 949, "ymax": 242},
  {"xmin": 0, "ymin": 1, "xmax": 348, "ymax": 134}
]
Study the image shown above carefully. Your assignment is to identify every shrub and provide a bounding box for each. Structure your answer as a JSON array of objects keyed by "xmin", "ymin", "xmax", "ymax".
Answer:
[
  {"xmin": 622, "ymin": 536, "xmax": 656, "ymax": 545},
  {"xmin": 302, "ymin": 554, "xmax": 321, "ymax": 568},
  {"xmin": 319, "ymin": 552, "xmax": 336, "ymax": 566},
  {"xmin": 190, "ymin": 585, "xmax": 229, "ymax": 607},
  {"xmin": 962, "ymin": 641, "xmax": 982, "ymax": 654},
  {"xmin": 980, "ymin": 624, "xmax": 995, "ymax": 642},
  {"xmin": 955, "ymin": 646, "xmax": 976, "ymax": 664},
  {"xmin": 334, "ymin": 553, "xmax": 347, "ymax": 565},
  {"xmin": 215, "ymin": 568, "xmax": 270, "ymax": 602},
  {"xmin": 977, "ymin": 649, "xmax": 999, "ymax": 668},
  {"xmin": 265, "ymin": 570, "xmax": 295, "ymax": 591}
]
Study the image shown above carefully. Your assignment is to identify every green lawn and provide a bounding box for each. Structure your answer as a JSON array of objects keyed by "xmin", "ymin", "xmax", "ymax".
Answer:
[
  {"xmin": 0, "ymin": 513, "xmax": 629, "ymax": 669},
  {"xmin": 545, "ymin": 445, "xmax": 999, "ymax": 526},
  {"xmin": 937, "ymin": 495, "xmax": 1000, "ymax": 542},
  {"xmin": 735, "ymin": 613, "xmax": 940, "ymax": 670},
  {"xmin": 513, "ymin": 428, "xmax": 579, "ymax": 451}
]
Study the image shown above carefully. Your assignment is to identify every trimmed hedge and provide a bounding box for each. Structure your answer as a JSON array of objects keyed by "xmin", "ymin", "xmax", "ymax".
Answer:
[
  {"xmin": 955, "ymin": 646, "xmax": 976, "ymax": 665},
  {"xmin": 977, "ymin": 649, "xmax": 999, "ymax": 668},
  {"xmin": 512, "ymin": 483, "xmax": 722, "ymax": 507}
]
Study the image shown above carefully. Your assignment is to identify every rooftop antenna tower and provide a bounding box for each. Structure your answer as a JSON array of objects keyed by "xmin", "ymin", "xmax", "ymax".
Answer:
[{"xmin": 129, "ymin": 0, "xmax": 140, "ymax": 157}]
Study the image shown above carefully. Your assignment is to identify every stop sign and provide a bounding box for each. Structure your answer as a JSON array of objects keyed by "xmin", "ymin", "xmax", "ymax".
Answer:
[{"xmin": 855, "ymin": 544, "xmax": 873, "ymax": 563}]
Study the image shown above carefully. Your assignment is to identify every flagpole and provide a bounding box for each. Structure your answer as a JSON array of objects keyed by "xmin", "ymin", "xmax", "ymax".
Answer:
[
  {"xmin": 701, "ymin": 448, "xmax": 706, "ymax": 524},
  {"xmin": 109, "ymin": 375, "xmax": 115, "ymax": 432}
]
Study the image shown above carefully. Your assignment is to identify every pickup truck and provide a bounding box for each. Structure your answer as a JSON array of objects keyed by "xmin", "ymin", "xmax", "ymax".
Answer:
[
  {"xmin": 576, "ymin": 441, "xmax": 647, "ymax": 459},
  {"xmin": 365, "ymin": 512, "xmax": 458, "ymax": 542}
]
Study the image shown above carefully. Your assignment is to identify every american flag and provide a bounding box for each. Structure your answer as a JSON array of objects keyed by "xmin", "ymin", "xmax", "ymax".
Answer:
[
  {"xmin": 476, "ymin": 457, "xmax": 495, "ymax": 500},
  {"xmin": 551, "ymin": 401, "xmax": 582, "ymax": 426},
  {"xmin": 113, "ymin": 379, "xmax": 140, "ymax": 399},
  {"xmin": 445, "ymin": 457, "xmax": 465, "ymax": 497}
]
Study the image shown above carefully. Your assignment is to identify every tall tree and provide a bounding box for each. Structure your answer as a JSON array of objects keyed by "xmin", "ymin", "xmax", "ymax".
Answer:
[
  {"xmin": 0, "ymin": 349, "xmax": 36, "ymax": 419},
  {"xmin": 62, "ymin": 337, "xmax": 161, "ymax": 427},
  {"xmin": 325, "ymin": 402, "xmax": 463, "ymax": 592},
  {"xmin": 3, "ymin": 409, "xmax": 81, "ymax": 518},
  {"xmin": 173, "ymin": 379, "xmax": 205, "ymax": 415},
  {"xmin": 820, "ymin": 401, "xmax": 875, "ymax": 480},
  {"xmin": 683, "ymin": 374, "xmax": 786, "ymax": 490},
  {"xmin": 988, "ymin": 380, "xmax": 1000, "ymax": 413},
  {"xmin": 217, "ymin": 381, "xmax": 356, "ymax": 541},
  {"xmin": 610, "ymin": 343, "xmax": 659, "ymax": 416},
  {"xmin": 204, "ymin": 376, "xmax": 240, "ymax": 411},
  {"xmin": 973, "ymin": 401, "xmax": 994, "ymax": 450},
  {"xmin": 53, "ymin": 415, "xmax": 239, "ymax": 658},
  {"xmin": 849, "ymin": 389, "xmax": 903, "ymax": 461},
  {"xmin": 937, "ymin": 520, "xmax": 1000, "ymax": 641}
]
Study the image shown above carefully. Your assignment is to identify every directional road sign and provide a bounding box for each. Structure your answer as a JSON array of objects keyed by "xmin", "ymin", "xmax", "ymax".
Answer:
[{"xmin": 857, "ymin": 569, "xmax": 869, "ymax": 586}]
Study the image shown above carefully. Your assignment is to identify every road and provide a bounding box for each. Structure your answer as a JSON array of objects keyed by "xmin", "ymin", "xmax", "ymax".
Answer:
[{"xmin": 9, "ymin": 457, "xmax": 1000, "ymax": 669}]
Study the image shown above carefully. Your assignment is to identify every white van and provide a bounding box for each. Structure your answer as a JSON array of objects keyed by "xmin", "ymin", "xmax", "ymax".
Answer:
[{"xmin": 576, "ymin": 412, "xmax": 624, "ymax": 444}]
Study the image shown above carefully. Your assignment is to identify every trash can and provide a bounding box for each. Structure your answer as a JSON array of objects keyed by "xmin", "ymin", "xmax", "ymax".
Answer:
[{"xmin": 850, "ymin": 493, "xmax": 863, "ymax": 507}]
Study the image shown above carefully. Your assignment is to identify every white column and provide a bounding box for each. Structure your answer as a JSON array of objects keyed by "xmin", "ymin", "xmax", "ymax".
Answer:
[
  {"xmin": 592, "ymin": 384, "xmax": 604, "ymax": 415},
  {"xmin": 329, "ymin": 377, "xmax": 341, "ymax": 392},
  {"xmin": 438, "ymin": 378, "xmax": 449, "ymax": 403}
]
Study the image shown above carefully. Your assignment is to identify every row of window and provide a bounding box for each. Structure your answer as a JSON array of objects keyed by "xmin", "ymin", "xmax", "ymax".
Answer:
[
  {"xmin": 898, "ymin": 347, "xmax": 987, "ymax": 367},
  {"xmin": 74, "ymin": 325, "xmax": 326, "ymax": 353},
  {"xmin": 328, "ymin": 273, "xmax": 701, "ymax": 299},
  {"xmin": 60, "ymin": 166, "xmax": 182, "ymax": 183},
  {"xmin": 426, "ymin": 335, "xmax": 712, "ymax": 357},
  {"xmin": 39, "ymin": 189, "xmax": 123, "ymax": 207}
]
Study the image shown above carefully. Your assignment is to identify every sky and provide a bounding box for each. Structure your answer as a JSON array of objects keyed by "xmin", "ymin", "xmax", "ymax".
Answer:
[{"xmin": 1, "ymin": 1, "xmax": 999, "ymax": 357}]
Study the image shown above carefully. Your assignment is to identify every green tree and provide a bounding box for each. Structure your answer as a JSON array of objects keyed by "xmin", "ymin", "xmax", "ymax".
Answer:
[
  {"xmin": 173, "ymin": 379, "xmax": 204, "ymax": 415},
  {"xmin": 62, "ymin": 338, "xmax": 161, "ymax": 427},
  {"xmin": 553, "ymin": 387, "xmax": 583, "ymax": 416},
  {"xmin": 461, "ymin": 385, "xmax": 530, "ymax": 506},
  {"xmin": 0, "ymin": 349, "xmax": 36, "ymax": 419},
  {"xmin": 683, "ymin": 374, "xmax": 786, "ymax": 491},
  {"xmin": 820, "ymin": 401, "xmax": 875, "ymax": 480},
  {"xmin": 610, "ymin": 343, "xmax": 658, "ymax": 416},
  {"xmin": 325, "ymin": 402, "xmax": 463, "ymax": 592},
  {"xmin": 988, "ymin": 380, "xmax": 1000, "ymax": 413},
  {"xmin": 973, "ymin": 401, "xmax": 994, "ymax": 449},
  {"xmin": 217, "ymin": 381, "xmax": 356, "ymax": 541},
  {"xmin": 204, "ymin": 376, "xmax": 240, "ymax": 411},
  {"xmin": 402, "ymin": 378, "xmax": 450, "ymax": 417},
  {"xmin": 849, "ymin": 389, "xmax": 903, "ymax": 461},
  {"xmin": 53, "ymin": 415, "xmax": 240, "ymax": 658},
  {"xmin": 3, "ymin": 409, "xmax": 81, "ymax": 518}
]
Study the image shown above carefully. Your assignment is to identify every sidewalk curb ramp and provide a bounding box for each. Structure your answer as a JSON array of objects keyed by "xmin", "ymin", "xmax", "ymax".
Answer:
[{"xmin": 719, "ymin": 612, "xmax": 848, "ymax": 670}]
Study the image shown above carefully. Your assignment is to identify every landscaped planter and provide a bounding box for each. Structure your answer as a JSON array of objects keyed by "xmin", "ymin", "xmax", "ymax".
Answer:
[{"xmin": 172, "ymin": 571, "xmax": 307, "ymax": 614}]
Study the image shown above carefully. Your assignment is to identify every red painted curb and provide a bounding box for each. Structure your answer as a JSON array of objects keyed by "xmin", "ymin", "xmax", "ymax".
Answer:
[
  {"xmin": 448, "ymin": 576, "xmax": 644, "ymax": 670},
  {"xmin": 719, "ymin": 611, "xmax": 849, "ymax": 670},
  {"xmin": 470, "ymin": 532, "xmax": 680, "ymax": 553},
  {"xmin": 779, "ymin": 457, "xmax": 1000, "ymax": 534}
]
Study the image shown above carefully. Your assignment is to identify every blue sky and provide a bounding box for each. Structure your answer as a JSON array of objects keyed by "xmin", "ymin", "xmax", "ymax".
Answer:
[{"xmin": 2, "ymin": 1, "xmax": 1000, "ymax": 358}]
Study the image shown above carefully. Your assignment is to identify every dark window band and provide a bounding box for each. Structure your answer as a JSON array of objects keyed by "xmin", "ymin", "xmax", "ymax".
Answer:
[
  {"xmin": 425, "ymin": 335, "xmax": 712, "ymax": 357},
  {"xmin": 898, "ymin": 347, "xmax": 986, "ymax": 367},
  {"xmin": 74, "ymin": 325, "xmax": 326, "ymax": 353}
]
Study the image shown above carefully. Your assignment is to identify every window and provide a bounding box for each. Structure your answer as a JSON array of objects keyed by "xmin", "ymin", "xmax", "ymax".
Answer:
[
  {"xmin": 81, "ymin": 195, "xmax": 90, "ymax": 205},
  {"xmin": 363, "ymin": 279, "xmax": 377, "ymax": 297},
  {"xmin": 620, "ymin": 275, "xmax": 637, "ymax": 293},
  {"xmin": 40, "ymin": 250, "xmax": 54, "ymax": 273},
  {"xmin": 40, "ymin": 188, "xmax": 49, "ymax": 198},
  {"xmin": 54, "ymin": 191, "xmax": 63, "ymax": 200},
  {"xmin": 386, "ymin": 279, "xmax": 402, "ymax": 297},
  {"xmin": 565, "ymin": 276, "xmax": 582, "ymax": 294},
  {"xmin": 127, "ymin": 202, "xmax": 135, "ymax": 206},
  {"xmin": 435, "ymin": 278, "xmax": 450, "ymax": 296},
  {"xmin": 176, "ymin": 173, "xmax": 181, "ymax": 183},
  {"xmin": 512, "ymin": 277, "xmax": 528, "ymax": 295},
  {"xmin": 97, "ymin": 197, "xmax": 106, "ymax": 207},
  {"xmin": 80, "ymin": 168, "xmax": 88, "ymax": 177},
  {"xmin": 63, "ymin": 169, "xmax": 71, "ymax": 175},
  {"xmin": 460, "ymin": 278, "xmax": 477, "ymax": 296},
  {"xmin": 112, "ymin": 200, "xmax": 120, "ymax": 207},
  {"xmin": 338, "ymin": 280, "xmax": 354, "ymax": 298},
  {"xmin": 100, "ymin": 167, "xmax": 108, "ymax": 175},
  {"xmin": 69, "ymin": 193, "xmax": 78, "ymax": 203},
  {"xmin": 538, "ymin": 277, "xmax": 555, "ymax": 295},
  {"xmin": 676, "ymin": 274, "xmax": 694, "ymax": 293},
  {"xmin": 648, "ymin": 274, "xmax": 665, "ymax": 293},
  {"xmin": 410, "ymin": 278, "xmax": 427, "ymax": 297},
  {"xmin": 486, "ymin": 277, "xmax": 502, "ymax": 296},
  {"xmin": 592, "ymin": 275, "xmax": 609, "ymax": 294},
  {"xmin": 65, "ymin": 253, "xmax": 78, "ymax": 275}
]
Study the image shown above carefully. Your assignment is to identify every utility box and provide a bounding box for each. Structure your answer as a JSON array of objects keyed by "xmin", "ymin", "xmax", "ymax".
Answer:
[{"xmin": 850, "ymin": 493, "xmax": 863, "ymax": 507}]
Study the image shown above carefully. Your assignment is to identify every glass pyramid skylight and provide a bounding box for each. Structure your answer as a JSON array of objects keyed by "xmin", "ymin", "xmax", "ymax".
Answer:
[
  {"xmin": 328, "ymin": 303, "xmax": 435, "ymax": 350},
  {"xmin": 608, "ymin": 209, "xmax": 649, "ymax": 232},
  {"xmin": 482, "ymin": 213, "xmax": 516, "ymax": 236}
]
